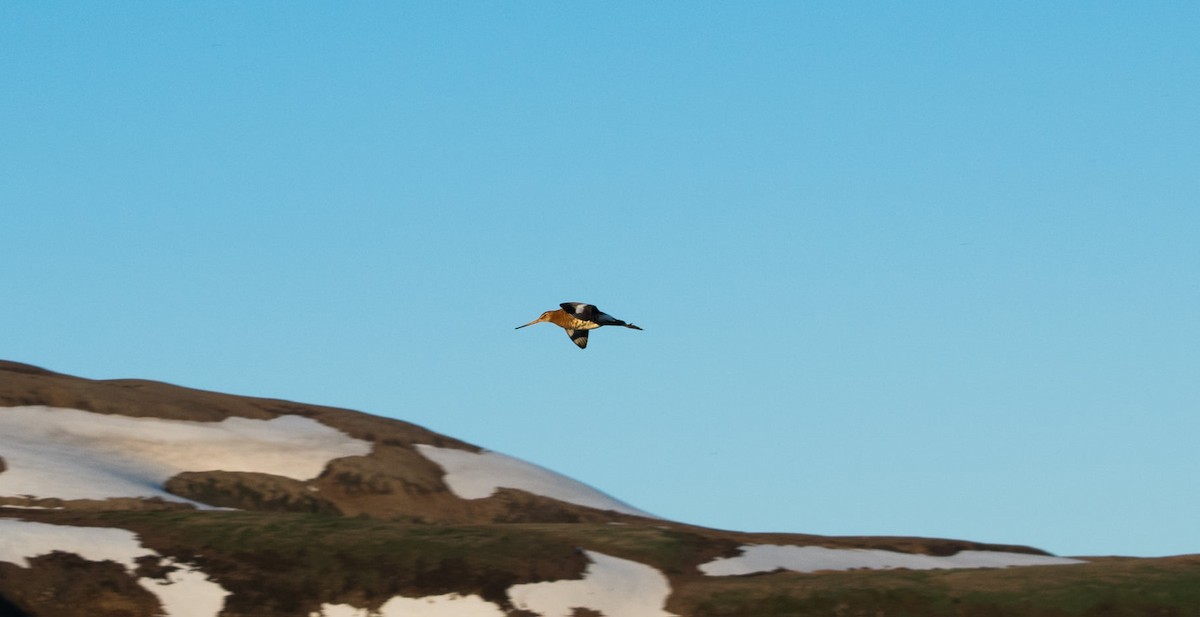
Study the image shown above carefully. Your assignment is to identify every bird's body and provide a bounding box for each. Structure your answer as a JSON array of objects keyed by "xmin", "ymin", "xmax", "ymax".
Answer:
[{"xmin": 516, "ymin": 302, "xmax": 643, "ymax": 349}]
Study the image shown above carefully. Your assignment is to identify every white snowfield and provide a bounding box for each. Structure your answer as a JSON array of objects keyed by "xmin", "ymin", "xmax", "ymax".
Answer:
[
  {"xmin": 312, "ymin": 550, "xmax": 676, "ymax": 617},
  {"xmin": 699, "ymin": 544, "xmax": 1086, "ymax": 576},
  {"xmin": 313, "ymin": 594, "xmax": 505, "ymax": 617},
  {"xmin": 415, "ymin": 444, "xmax": 655, "ymax": 518},
  {"xmin": 0, "ymin": 406, "xmax": 372, "ymax": 505},
  {"xmin": 0, "ymin": 519, "xmax": 229, "ymax": 617},
  {"xmin": 0, "ymin": 405, "xmax": 650, "ymax": 518},
  {"xmin": 509, "ymin": 550, "xmax": 677, "ymax": 617}
]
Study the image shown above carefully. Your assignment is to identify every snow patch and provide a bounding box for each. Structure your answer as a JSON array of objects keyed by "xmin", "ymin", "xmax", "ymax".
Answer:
[
  {"xmin": 0, "ymin": 406, "xmax": 372, "ymax": 505},
  {"xmin": 312, "ymin": 606, "xmax": 370, "ymax": 617},
  {"xmin": 313, "ymin": 593, "xmax": 504, "ymax": 617},
  {"xmin": 0, "ymin": 519, "xmax": 229, "ymax": 616},
  {"xmin": 311, "ymin": 553, "xmax": 674, "ymax": 617},
  {"xmin": 415, "ymin": 444, "xmax": 653, "ymax": 517},
  {"xmin": 508, "ymin": 550, "xmax": 676, "ymax": 617},
  {"xmin": 699, "ymin": 544, "xmax": 1086, "ymax": 576},
  {"xmin": 0, "ymin": 519, "xmax": 145, "ymax": 568}
]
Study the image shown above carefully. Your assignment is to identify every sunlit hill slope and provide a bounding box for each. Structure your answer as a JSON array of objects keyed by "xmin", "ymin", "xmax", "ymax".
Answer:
[{"xmin": 0, "ymin": 360, "xmax": 1196, "ymax": 617}]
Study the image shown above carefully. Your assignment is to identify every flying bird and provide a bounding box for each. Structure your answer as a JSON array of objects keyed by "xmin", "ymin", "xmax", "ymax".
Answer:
[{"xmin": 515, "ymin": 302, "xmax": 643, "ymax": 349}]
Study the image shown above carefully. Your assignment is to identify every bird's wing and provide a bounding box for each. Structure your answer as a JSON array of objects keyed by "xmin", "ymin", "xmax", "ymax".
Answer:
[
  {"xmin": 595, "ymin": 310, "xmax": 645, "ymax": 330},
  {"xmin": 594, "ymin": 311, "xmax": 622, "ymax": 326},
  {"xmin": 560, "ymin": 302, "xmax": 599, "ymax": 321},
  {"xmin": 565, "ymin": 328, "xmax": 589, "ymax": 349}
]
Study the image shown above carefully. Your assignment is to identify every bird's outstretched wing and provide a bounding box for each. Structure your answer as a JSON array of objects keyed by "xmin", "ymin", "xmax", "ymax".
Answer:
[
  {"xmin": 564, "ymin": 328, "xmax": 589, "ymax": 349},
  {"xmin": 560, "ymin": 302, "xmax": 599, "ymax": 321}
]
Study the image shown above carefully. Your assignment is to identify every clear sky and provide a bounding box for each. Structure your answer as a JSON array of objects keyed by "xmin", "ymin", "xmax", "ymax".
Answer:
[{"xmin": 2, "ymin": 3, "xmax": 1197, "ymax": 558}]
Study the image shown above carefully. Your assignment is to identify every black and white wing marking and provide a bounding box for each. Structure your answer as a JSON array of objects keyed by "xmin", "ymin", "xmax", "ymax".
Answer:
[
  {"xmin": 560, "ymin": 302, "xmax": 599, "ymax": 322},
  {"xmin": 564, "ymin": 328, "xmax": 589, "ymax": 349}
]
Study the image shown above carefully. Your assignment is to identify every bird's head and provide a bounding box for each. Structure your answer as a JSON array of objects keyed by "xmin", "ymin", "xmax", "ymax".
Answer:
[{"xmin": 515, "ymin": 311, "xmax": 554, "ymax": 329}]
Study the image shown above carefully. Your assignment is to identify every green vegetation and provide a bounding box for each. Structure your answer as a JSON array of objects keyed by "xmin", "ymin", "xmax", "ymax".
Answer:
[
  {"xmin": 7, "ymin": 510, "xmax": 1198, "ymax": 617},
  {"xmin": 679, "ymin": 558, "xmax": 1200, "ymax": 616}
]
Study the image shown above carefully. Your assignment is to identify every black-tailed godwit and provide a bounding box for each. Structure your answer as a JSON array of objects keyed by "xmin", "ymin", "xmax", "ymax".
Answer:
[{"xmin": 515, "ymin": 302, "xmax": 643, "ymax": 349}]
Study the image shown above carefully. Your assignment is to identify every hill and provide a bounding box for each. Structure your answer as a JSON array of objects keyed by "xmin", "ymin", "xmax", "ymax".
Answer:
[{"xmin": 0, "ymin": 360, "xmax": 1196, "ymax": 616}]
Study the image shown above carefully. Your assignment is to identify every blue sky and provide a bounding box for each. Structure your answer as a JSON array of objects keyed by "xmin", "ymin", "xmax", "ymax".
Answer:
[{"xmin": 3, "ymin": 3, "xmax": 1197, "ymax": 557}]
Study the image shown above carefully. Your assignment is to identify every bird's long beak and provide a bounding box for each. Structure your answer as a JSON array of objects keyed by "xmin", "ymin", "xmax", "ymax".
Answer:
[{"xmin": 515, "ymin": 318, "xmax": 540, "ymax": 329}]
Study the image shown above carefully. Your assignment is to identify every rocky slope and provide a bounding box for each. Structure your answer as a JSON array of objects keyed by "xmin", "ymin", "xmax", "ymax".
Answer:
[{"xmin": 0, "ymin": 361, "xmax": 1195, "ymax": 616}]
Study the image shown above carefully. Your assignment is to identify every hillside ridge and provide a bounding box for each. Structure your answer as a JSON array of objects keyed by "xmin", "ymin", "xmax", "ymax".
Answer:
[{"xmin": 3, "ymin": 360, "xmax": 1193, "ymax": 617}]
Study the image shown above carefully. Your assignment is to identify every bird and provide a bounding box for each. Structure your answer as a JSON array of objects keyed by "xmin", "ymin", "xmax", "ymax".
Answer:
[{"xmin": 515, "ymin": 302, "xmax": 643, "ymax": 349}]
